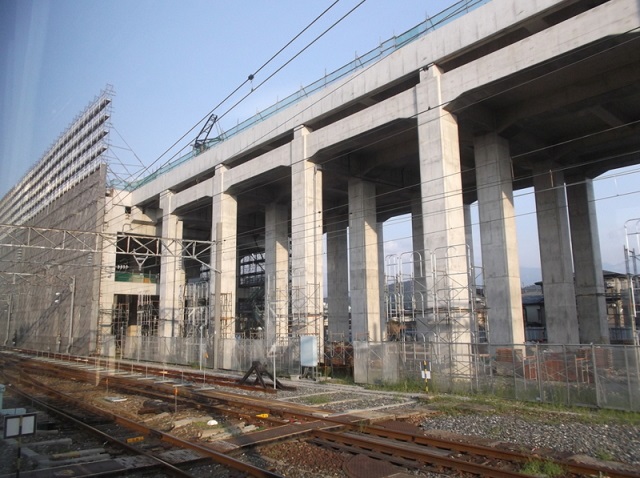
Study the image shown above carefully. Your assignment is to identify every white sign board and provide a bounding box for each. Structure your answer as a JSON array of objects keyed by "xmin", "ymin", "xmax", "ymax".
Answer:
[{"xmin": 3, "ymin": 413, "xmax": 37, "ymax": 439}]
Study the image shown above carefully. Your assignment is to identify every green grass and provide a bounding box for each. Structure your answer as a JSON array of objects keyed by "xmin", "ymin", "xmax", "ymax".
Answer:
[
  {"xmin": 333, "ymin": 372, "xmax": 640, "ymax": 424},
  {"xmin": 301, "ymin": 394, "xmax": 333, "ymax": 405},
  {"xmin": 191, "ymin": 420, "xmax": 221, "ymax": 429},
  {"xmin": 363, "ymin": 378, "xmax": 426, "ymax": 393},
  {"xmin": 520, "ymin": 459, "xmax": 565, "ymax": 477},
  {"xmin": 582, "ymin": 407, "xmax": 640, "ymax": 426},
  {"xmin": 405, "ymin": 391, "xmax": 640, "ymax": 425},
  {"xmin": 595, "ymin": 449, "xmax": 615, "ymax": 461},
  {"xmin": 327, "ymin": 376, "xmax": 355, "ymax": 385}
]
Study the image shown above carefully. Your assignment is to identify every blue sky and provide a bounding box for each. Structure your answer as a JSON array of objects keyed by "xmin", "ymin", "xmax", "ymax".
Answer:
[{"xmin": 2, "ymin": 0, "xmax": 640, "ymax": 283}]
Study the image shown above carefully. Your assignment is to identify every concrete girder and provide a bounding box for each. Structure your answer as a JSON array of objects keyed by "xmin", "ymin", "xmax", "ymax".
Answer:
[
  {"xmin": 442, "ymin": 0, "xmax": 639, "ymax": 108},
  {"xmin": 491, "ymin": 60, "xmax": 640, "ymax": 149}
]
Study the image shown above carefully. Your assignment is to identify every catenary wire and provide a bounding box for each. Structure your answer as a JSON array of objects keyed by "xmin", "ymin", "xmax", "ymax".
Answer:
[{"xmin": 3, "ymin": 2, "xmax": 640, "ymax": 295}]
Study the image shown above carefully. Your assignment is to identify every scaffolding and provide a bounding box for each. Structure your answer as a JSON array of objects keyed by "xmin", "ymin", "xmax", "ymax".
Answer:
[
  {"xmin": 237, "ymin": 252, "xmax": 265, "ymax": 336},
  {"xmin": 0, "ymin": 87, "xmax": 113, "ymax": 226},
  {"xmin": 290, "ymin": 282, "xmax": 322, "ymax": 337},
  {"xmin": 180, "ymin": 281, "xmax": 210, "ymax": 338},
  {"xmin": 216, "ymin": 292, "xmax": 234, "ymax": 338},
  {"xmin": 384, "ymin": 245, "xmax": 479, "ymax": 342},
  {"xmin": 137, "ymin": 293, "xmax": 158, "ymax": 337}
]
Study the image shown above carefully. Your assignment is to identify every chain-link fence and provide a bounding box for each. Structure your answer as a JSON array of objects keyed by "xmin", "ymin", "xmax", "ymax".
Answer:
[
  {"xmin": 355, "ymin": 341, "xmax": 640, "ymax": 411},
  {"xmin": 112, "ymin": 335, "xmax": 640, "ymax": 411},
  {"xmin": 120, "ymin": 335, "xmax": 303, "ymax": 378}
]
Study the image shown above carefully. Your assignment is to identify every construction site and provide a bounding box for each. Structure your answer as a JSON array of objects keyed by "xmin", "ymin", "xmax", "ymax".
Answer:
[{"xmin": 1, "ymin": 0, "xmax": 640, "ymax": 411}]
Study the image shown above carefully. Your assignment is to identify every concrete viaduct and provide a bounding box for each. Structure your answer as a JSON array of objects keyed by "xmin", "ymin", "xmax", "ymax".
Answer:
[{"xmin": 127, "ymin": 0, "xmax": 640, "ymax": 348}]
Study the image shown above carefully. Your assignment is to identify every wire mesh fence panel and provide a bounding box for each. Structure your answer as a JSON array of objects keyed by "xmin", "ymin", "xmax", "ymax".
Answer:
[
  {"xmin": 351, "ymin": 340, "xmax": 640, "ymax": 411},
  {"xmin": 594, "ymin": 345, "xmax": 640, "ymax": 410},
  {"xmin": 89, "ymin": 334, "xmax": 640, "ymax": 411}
]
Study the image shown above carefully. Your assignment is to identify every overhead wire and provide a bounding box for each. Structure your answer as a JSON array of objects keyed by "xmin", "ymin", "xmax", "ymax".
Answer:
[
  {"xmin": 116, "ymin": 0, "xmax": 353, "ymax": 190},
  {"xmin": 6, "ymin": 39, "xmax": 640, "ymax": 294},
  {"xmin": 2, "ymin": 0, "xmax": 368, "ymax": 289},
  {"xmin": 46, "ymin": 0, "xmax": 476, "ymax": 244},
  {"xmin": 4, "ymin": 1, "xmax": 640, "ymax": 296},
  {"xmin": 95, "ymin": 0, "xmax": 482, "ymax": 238},
  {"xmin": 211, "ymin": 21, "xmax": 640, "ymax": 264},
  {"xmin": 90, "ymin": 0, "xmax": 370, "ymax": 248}
]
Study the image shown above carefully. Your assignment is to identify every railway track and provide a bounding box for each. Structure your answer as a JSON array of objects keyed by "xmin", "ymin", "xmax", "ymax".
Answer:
[
  {"xmin": 1, "ymin": 360, "xmax": 284, "ymax": 477},
  {"xmin": 310, "ymin": 423, "xmax": 640, "ymax": 478},
  {"xmin": 3, "ymin": 381, "xmax": 205, "ymax": 477},
  {"xmin": 5, "ymin": 348, "xmax": 287, "ymax": 393},
  {"xmin": 2, "ymin": 349, "xmax": 638, "ymax": 478}
]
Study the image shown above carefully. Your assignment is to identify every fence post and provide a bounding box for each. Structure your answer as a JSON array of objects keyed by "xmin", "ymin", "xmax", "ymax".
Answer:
[
  {"xmin": 536, "ymin": 343, "xmax": 542, "ymax": 402},
  {"xmin": 563, "ymin": 344, "xmax": 570, "ymax": 406},
  {"xmin": 512, "ymin": 343, "xmax": 517, "ymax": 400},
  {"xmin": 624, "ymin": 345, "xmax": 632, "ymax": 410},
  {"xmin": 471, "ymin": 342, "xmax": 478, "ymax": 393},
  {"xmin": 591, "ymin": 344, "xmax": 601, "ymax": 408}
]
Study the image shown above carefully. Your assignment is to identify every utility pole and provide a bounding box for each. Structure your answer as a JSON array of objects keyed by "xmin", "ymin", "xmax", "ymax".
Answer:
[
  {"xmin": 67, "ymin": 276, "xmax": 76, "ymax": 353},
  {"xmin": 213, "ymin": 225, "xmax": 222, "ymax": 369},
  {"xmin": 3, "ymin": 295, "xmax": 12, "ymax": 346}
]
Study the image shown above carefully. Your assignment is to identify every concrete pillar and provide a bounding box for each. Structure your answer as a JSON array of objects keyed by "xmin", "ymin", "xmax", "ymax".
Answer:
[
  {"xmin": 533, "ymin": 161, "xmax": 579, "ymax": 344},
  {"xmin": 326, "ymin": 217, "xmax": 350, "ymax": 340},
  {"xmin": 349, "ymin": 178, "xmax": 382, "ymax": 341},
  {"xmin": 474, "ymin": 132, "xmax": 524, "ymax": 344},
  {"xmin": 265, "ymin": 203, "xmax": 289, "ymax": 341},
  {"xmin": 416, "ymin": 66, "xmax": 470, "ymax": 343},
  {"xmin": 290, "ymin": 126, "xmax": 324, "ymax": 340},
  {"xmin": 566, "ymin": 176, "xmax": 609, "ymax": 344},
  {"xmin": 159, "ymin": 190, "xmax": 184, "ymax": 338},
  {"xmin": 212, "ymin": 164, "xmax": 237, "ymax": 346}
]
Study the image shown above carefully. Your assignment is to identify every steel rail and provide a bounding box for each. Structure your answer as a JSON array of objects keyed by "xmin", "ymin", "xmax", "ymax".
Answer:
[
  {"xmin": 16, "ymin": 358, "xmax": 319, "ymax": 421},
  {"xmin": 3, "ymin": 373, "xmax": 197, "ymax": 478},
  {"xmin": 5, "ymin": 351, "xmax": 639, "ymax": 478},
  {"xmin": 351, "ymin": 420, "xmax": 640, "ymax": 478},
  {"xmin": 7, "ymin": 347, "xmax": 282, "ymax": 392},
  {"xmin": 6, "ymin": 370, "xmax": 284, "ymax": 478},
  {"xmin": 312, "ymin": 428, "xmax": 537, "ymax": 478}
]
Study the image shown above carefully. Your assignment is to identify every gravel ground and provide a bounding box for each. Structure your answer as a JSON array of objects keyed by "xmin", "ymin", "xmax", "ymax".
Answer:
[{"xmin": 421, "ymin": 413, "xmax": 640, "ymax": 466}]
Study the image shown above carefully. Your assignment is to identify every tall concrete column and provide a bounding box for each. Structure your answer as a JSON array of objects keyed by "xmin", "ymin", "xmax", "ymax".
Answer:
[
  {"xmin": 159, "ymin": 190, "xmax": 184, "ymax": 338},
  {"xmin": 290, "ymin": 125, "xmax": 324, "ymax": 340},
  {"xmin": 349, "ymin": 178, "xmax": 382, "ymax": 341},
  {"xmin": 265, "ymin": 203, "xmax": 289, "ymax": 341},
  {"xmin": 326, "ymin": 217, "xmax": 349, "ymax": 340},
  {"xmin": 474, "ymin": 132, "xmax": 524, "ymax": 344},
  {"xmin": 416, "ymin": 66, "xmax": 470, "ymax": 343},
  {"xmin": 566, "ymin": 176, "xmax": 609, "ymax": 344},
  {"xmin": 212, "ymin": 164, "xmax": 237, "ymax": 350},
  {"xmin": 533, "ymin": 161, "xmax": 579, "ymax": 344}
]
